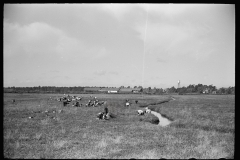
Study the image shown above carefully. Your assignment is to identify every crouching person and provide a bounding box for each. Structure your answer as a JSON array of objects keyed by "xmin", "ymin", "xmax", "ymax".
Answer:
[
  {"xmin": 96, "ymin": 112, "xmax": 108, "ymax": 120},
  {"xmin": 97, "ymin": 107, "xmax": 110, "ymax": 120},
  {"xmin": 97, "ymin": 112, "xmax": 104, "ymax": 120},
  {"xmin": 137, "ymin": 110, "xmax": 145, "ymax": 115},
  {"xmin": 103, "ymin": 112, "xmax": 110, "ymax": 120},
  {"xmin": 73, "ymin": 101, "xmax": 80, "ymax": 107}
]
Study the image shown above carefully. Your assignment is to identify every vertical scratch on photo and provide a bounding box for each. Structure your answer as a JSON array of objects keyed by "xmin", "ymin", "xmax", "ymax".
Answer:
[{"xmin": 142, "ymin": 4, "xmax": 149, "ymax": 89}]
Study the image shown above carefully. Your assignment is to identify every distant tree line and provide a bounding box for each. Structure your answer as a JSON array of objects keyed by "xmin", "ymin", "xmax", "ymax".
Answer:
[
  {"xmin": 164, "ymin": 84, "xmax": 235, "ymax": 95},
  {"xmin": 3, "ymin": 86, "xmax": 85, "ymax": 94},
  {"xmin": 3, "ymin": 84, "xmax": 235, "ymax": 95}
]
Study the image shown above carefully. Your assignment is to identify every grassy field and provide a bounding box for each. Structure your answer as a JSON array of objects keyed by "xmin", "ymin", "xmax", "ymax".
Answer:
[{"xmin": 4, "ymin": 93, "xmax": 234, "ymax": 159}]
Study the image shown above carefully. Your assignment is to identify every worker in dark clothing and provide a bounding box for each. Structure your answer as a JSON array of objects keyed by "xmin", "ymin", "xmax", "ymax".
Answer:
[
  {"xmin": 97, "ymin": 112, "xmax": 104, "ymax": 120},
  {"xmin": 63, "ymin": 101, "xmax": 68, "ymax": 107},
  {"xmin": 103, "ymin": 106, "xmax": 110, "ymax": 120},
  {"xmin": 96, "ymin": 106, "xmax": 110, "ymax": 120},
  {"xmin": 104, "ymin": 107, "xmax": 108, "ymax": 115}
]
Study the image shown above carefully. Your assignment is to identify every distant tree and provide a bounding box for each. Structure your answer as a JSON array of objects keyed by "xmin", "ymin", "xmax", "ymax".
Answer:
[
  {"xmin": 208, "ymin": 84, "xmax": 216, "ymax": 93},
  {"xmin": 138, "ymin": 86, "xmax": 143, "ymax": 89},
  {"xmin": 168, "ymin": 86, "xmax": 176, "ymax": 93},
  {"xmin": 187, "ymin": 84, "xmax": 196, "ymax": 92},
  {"xmin": 176, "ymin": 87, "xmax": 180, "ymax": 93},
  {"xmin": 194, "ymin": 85, "xmax": 198, "ymax": 92},
  {"xmin": 155, "ymin": 88, "xmax": 164, "ymax": 95},
  {"xmin": 134, "ymin": 86, "xmax": 138, "ymax": 88},
  {"xmin": 148, "ymin": 87, "xmax": 152, "ymax": 93},
  {"xmin": 225, "ymin": 87, "xmax": 233, "ymax": 94},
  {"xmin": 218, "ymin": 87, "xmax": 226, "ymax": 94},
  {"xmin": 179, "ymin": 87, "xmax": 187, "ymax": 94},
  {"xmin": 55, "ymin": 88, "xmax": 61, "ymax": 93},
  {"xmin": 196, "ymin": 84, "xmax": 204, "ymax": 93},
  {"xmin": 159, "ymin": 88, "xmax": 163, "ymax": 94},
  {"xmin": 127, "ymin": 86, "xmax": 131, "ymax": 88},
  {"xmin": 186, "ymin": 88, "xmax": 193, "ymax": 93},
  {"xmin": 154, "ymin": 89, "xmax": 159, "ymax": 95},
  {"xmin": 231, "ymin": 87, "xmax": 235, "ymax": 94},
  {"xmin": 187, "ymin": 84, "xmax": 194, "ymax": 89},
  {"xmin": 149, "ymin": 87, "xmax": 156, "ymax": 94}
]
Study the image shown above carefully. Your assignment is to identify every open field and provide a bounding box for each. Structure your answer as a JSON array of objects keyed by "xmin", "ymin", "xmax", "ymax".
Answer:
[{"xmin": 4, "ymin": 93, "xmax": 234, "ymax": 159}]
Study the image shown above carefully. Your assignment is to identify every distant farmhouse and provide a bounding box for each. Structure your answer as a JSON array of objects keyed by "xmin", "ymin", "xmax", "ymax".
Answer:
[
  {"xmin": 212, "ymin": 91, "xmax": 217, "ymax": 94},
  {"xmin": 203, "ymin": 88, "xmax": 217, "ymax": 94},
  {"xmin": 203, "ymin": 88, "xmax": 209, "ymax": 94},
  {"xmin": 99, "ymin": 88, "xmax": 119, "ymax": 93},
  {"xmin": 119, "ymin": 88, "xmax": 142, "ymax": 94},
  {"xmin": 132, "ymin": 88, "xmax": 142, "ymax": 93},
  {"xmin": 119, "ymin": 88, "xmax": 133, "ymax": 93}
]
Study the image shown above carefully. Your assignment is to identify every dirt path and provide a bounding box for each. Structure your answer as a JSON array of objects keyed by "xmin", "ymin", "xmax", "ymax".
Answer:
[
  {"xmin": 150, "ymin": 111, "xmax": 172, "ymax": 126},
  {"xmin": 149, "ymin": 96, "xmax": 175, "ymax": 127}
]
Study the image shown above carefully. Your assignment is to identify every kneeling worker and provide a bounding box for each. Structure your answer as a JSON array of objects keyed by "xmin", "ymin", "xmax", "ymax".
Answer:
[
  {"xmin": 103, "ymin": 106, "xmax": 110, "ymax": 120},
  {"xmin": 97, "ymin": 106, "xmax": 110, "ymax": 120}
]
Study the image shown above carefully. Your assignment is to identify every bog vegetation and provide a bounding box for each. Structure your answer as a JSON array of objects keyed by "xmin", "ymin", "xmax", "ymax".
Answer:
[{"xmin": 4, "ymin": 93, "xmax": 234, "ymax": 159}]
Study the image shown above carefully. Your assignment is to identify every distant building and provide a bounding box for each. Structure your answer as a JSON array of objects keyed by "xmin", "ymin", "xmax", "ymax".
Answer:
[
  {"xmin": 84, "ymin": 87, "xmax": 102, "ymax": 93},
  {"xmin": 212, "ymin": 91, "xmax": 217, "ymax": 94},
  {"xmin": 203, "ymin": 88, "xmax": 209, "ymax": 94},
  {"xmin": 99, "ymin": 88, "xmax": 119, "ymax": 93},
  {"xmin": 132, "ymin": 88, "xmax": 143, "ymax": 93},
  {"xmin": 119, "ymin": 88, "xmax": 133, "ymax": 93}
]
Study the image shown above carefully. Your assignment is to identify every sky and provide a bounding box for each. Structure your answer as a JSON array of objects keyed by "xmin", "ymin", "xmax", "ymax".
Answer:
[{"xmin": 4, "ymin": 3, "xmax": 235, "ymax": 89}]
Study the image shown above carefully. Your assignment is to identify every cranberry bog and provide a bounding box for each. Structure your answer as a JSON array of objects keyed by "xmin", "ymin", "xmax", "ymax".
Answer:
[{"xmin": 4, "ymin": 93, "xmax": 234, "ymax": 159}]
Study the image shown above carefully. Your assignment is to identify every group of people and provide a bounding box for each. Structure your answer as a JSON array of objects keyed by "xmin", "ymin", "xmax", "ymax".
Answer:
[
  {"xmin": 72, "ymin": 101, "xmax": 82, "ymax": 107},
  {"xmin": 125, "ymin": 99, "xmax": 138, "ymax": 107},
  {"xmin": 58, "ymin": 94, "xmax": 83, "ymax": 107},
  {"xmin": 97, "ymin": 99, "xmax": 140, "ymax": 120},
  {"xmin": 61, "ymin": 96, "xmax": 143, "ymax": 120}
]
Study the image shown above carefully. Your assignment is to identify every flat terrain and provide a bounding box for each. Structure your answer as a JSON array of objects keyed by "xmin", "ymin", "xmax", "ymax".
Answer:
[{"xmin": 4, "ymin": 93, "xmax": 234, "ymax": 159}]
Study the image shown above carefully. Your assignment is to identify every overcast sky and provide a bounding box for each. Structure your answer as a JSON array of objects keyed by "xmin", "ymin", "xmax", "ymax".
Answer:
[{"xmin": 4, "ymin": 4, "xmax": 235, "ymax": 89}]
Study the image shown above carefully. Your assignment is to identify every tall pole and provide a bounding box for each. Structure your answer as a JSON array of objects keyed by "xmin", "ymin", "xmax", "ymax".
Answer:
[{"xmin": 141, "ymin": 4, "xmax": 149, "ymax": 99}]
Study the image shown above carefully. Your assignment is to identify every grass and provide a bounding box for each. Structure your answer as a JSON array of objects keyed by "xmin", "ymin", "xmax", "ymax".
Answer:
[{"xmin": 4, "ymin": 93, "xmax": 234, "ymax": 159}]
